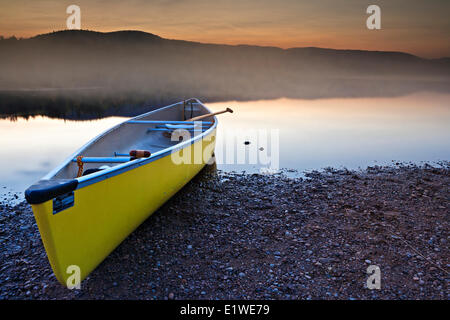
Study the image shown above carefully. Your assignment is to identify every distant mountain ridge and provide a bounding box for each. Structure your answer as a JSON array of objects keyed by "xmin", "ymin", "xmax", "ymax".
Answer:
[
  {"xmin": 0, "ymin": 29, "xmax": 449, "ymax": 119},
  {"xmin": 26, "ymin": 30, "xmax": 447, "ymax": 61},
  {"xmin": 24, "ymin": 29, "xmax": 450, "ymax": 63},
  {"xmin": 31, "ymin": 30, "xmax": 164, "ymax": 43}
]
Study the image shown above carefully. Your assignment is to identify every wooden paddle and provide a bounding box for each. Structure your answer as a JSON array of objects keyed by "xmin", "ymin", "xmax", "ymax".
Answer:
[
  {"xmin": 163, "ymin": 107, "xmax": 233, "ymax": 138},
  {"xmin": 185, "ymin": 108, "xmax": 233, "ymax": 122}
]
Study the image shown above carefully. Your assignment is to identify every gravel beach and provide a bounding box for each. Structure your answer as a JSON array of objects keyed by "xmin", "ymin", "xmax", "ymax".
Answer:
[{"xmin": 0, "ymin": 163, "xmax": 448, "ymax": 300}]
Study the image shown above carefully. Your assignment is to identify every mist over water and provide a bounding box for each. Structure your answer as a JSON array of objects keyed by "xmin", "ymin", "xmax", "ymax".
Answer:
[{"xmin": 1, "ymin": 30, "xmax": 449, "ymax": 120}]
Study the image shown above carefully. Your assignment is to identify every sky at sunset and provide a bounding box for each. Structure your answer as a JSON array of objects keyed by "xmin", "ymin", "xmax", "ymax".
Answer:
[{"xmin": 0, "ymin": 0, "xmax": 449, "ymax": 58}]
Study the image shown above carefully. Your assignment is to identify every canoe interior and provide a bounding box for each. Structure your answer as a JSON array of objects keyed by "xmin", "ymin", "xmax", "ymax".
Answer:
[{"xmin": 52, "ymin": 99, "xmax": 213, "ymax": 180}]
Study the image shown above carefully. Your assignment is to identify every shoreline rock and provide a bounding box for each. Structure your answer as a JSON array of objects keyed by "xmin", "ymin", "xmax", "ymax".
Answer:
[{"xmin": 0, "ymin": 163, "xmax": 448, "ymax": 300}]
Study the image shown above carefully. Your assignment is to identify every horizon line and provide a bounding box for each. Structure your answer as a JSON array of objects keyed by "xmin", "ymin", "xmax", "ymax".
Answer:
[{"xmin": 2, "ymin": 29, "xmax": 449, "ymax": 61}]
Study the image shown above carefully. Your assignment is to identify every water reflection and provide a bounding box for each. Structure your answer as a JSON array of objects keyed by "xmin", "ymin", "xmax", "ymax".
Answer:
[
  {"xmin": 0, "ymin": 92, "xmax": 449, "ymax": 200},
  {"xmin": 207, "ymin": 92, "xmax": 450, "ymax": 173},
  {"xmin": 0, "ymin": 116, "xmax": 126, "ymax": 200}
]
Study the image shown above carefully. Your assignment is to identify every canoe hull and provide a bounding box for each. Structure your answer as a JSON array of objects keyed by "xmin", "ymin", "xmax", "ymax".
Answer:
[{"xmin": 30, "ymin": 129, "xmax": 216, "ymax": 285}]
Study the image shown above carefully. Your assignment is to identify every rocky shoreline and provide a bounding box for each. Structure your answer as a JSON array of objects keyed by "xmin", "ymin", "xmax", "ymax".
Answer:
[{"xmin": 0, "ymin": 163, "xmax": 448, "ymax": 300}]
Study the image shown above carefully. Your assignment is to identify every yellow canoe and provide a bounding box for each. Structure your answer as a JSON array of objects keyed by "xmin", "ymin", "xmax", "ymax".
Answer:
[{"xmin": 25, "ymin": 99, "xmax": 217, "ymax": 286}]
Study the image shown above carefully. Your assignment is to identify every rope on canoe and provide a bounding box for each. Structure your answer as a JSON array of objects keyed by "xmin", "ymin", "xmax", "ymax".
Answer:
[{"xmin": 76, "ymin": 156, "xmax": 84, "ymax": 178}]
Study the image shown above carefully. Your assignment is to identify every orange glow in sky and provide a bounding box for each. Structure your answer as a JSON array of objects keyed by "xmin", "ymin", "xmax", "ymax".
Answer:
[{"xmin": 0, "ymin": 0, "xmax": 449, "ymax": 58}]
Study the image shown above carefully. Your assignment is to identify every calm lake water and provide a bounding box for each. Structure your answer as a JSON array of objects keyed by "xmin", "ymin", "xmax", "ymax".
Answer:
[{"xmin": 1, "ymin": 92, "xmax": 449, "ymax": 201}]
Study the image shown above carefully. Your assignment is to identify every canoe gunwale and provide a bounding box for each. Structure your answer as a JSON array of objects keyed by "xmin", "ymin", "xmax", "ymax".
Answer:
[{"xmin": 36, "ymin": 98, "xmax": 217, "ymax": 192}]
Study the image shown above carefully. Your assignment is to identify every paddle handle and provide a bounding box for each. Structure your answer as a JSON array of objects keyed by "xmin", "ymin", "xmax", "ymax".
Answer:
[{"xmin": 185, "ymin": 108, "xmax": 233, "ymax": 122}]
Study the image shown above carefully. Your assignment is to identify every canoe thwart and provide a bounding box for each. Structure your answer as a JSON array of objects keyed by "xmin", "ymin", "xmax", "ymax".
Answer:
[
  {"xmin": 114, "ymin": 152, "xmax": 129, "ymax": 157},
  {"xmin": 73, "ymin": 150, "xmax": 150, "ymax": 164}
]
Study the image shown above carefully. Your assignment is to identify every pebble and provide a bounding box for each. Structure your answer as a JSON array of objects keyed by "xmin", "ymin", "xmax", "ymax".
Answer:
[{"xmin": 0, "ymin": 164, "xmax": 448, "ymax": 300}]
